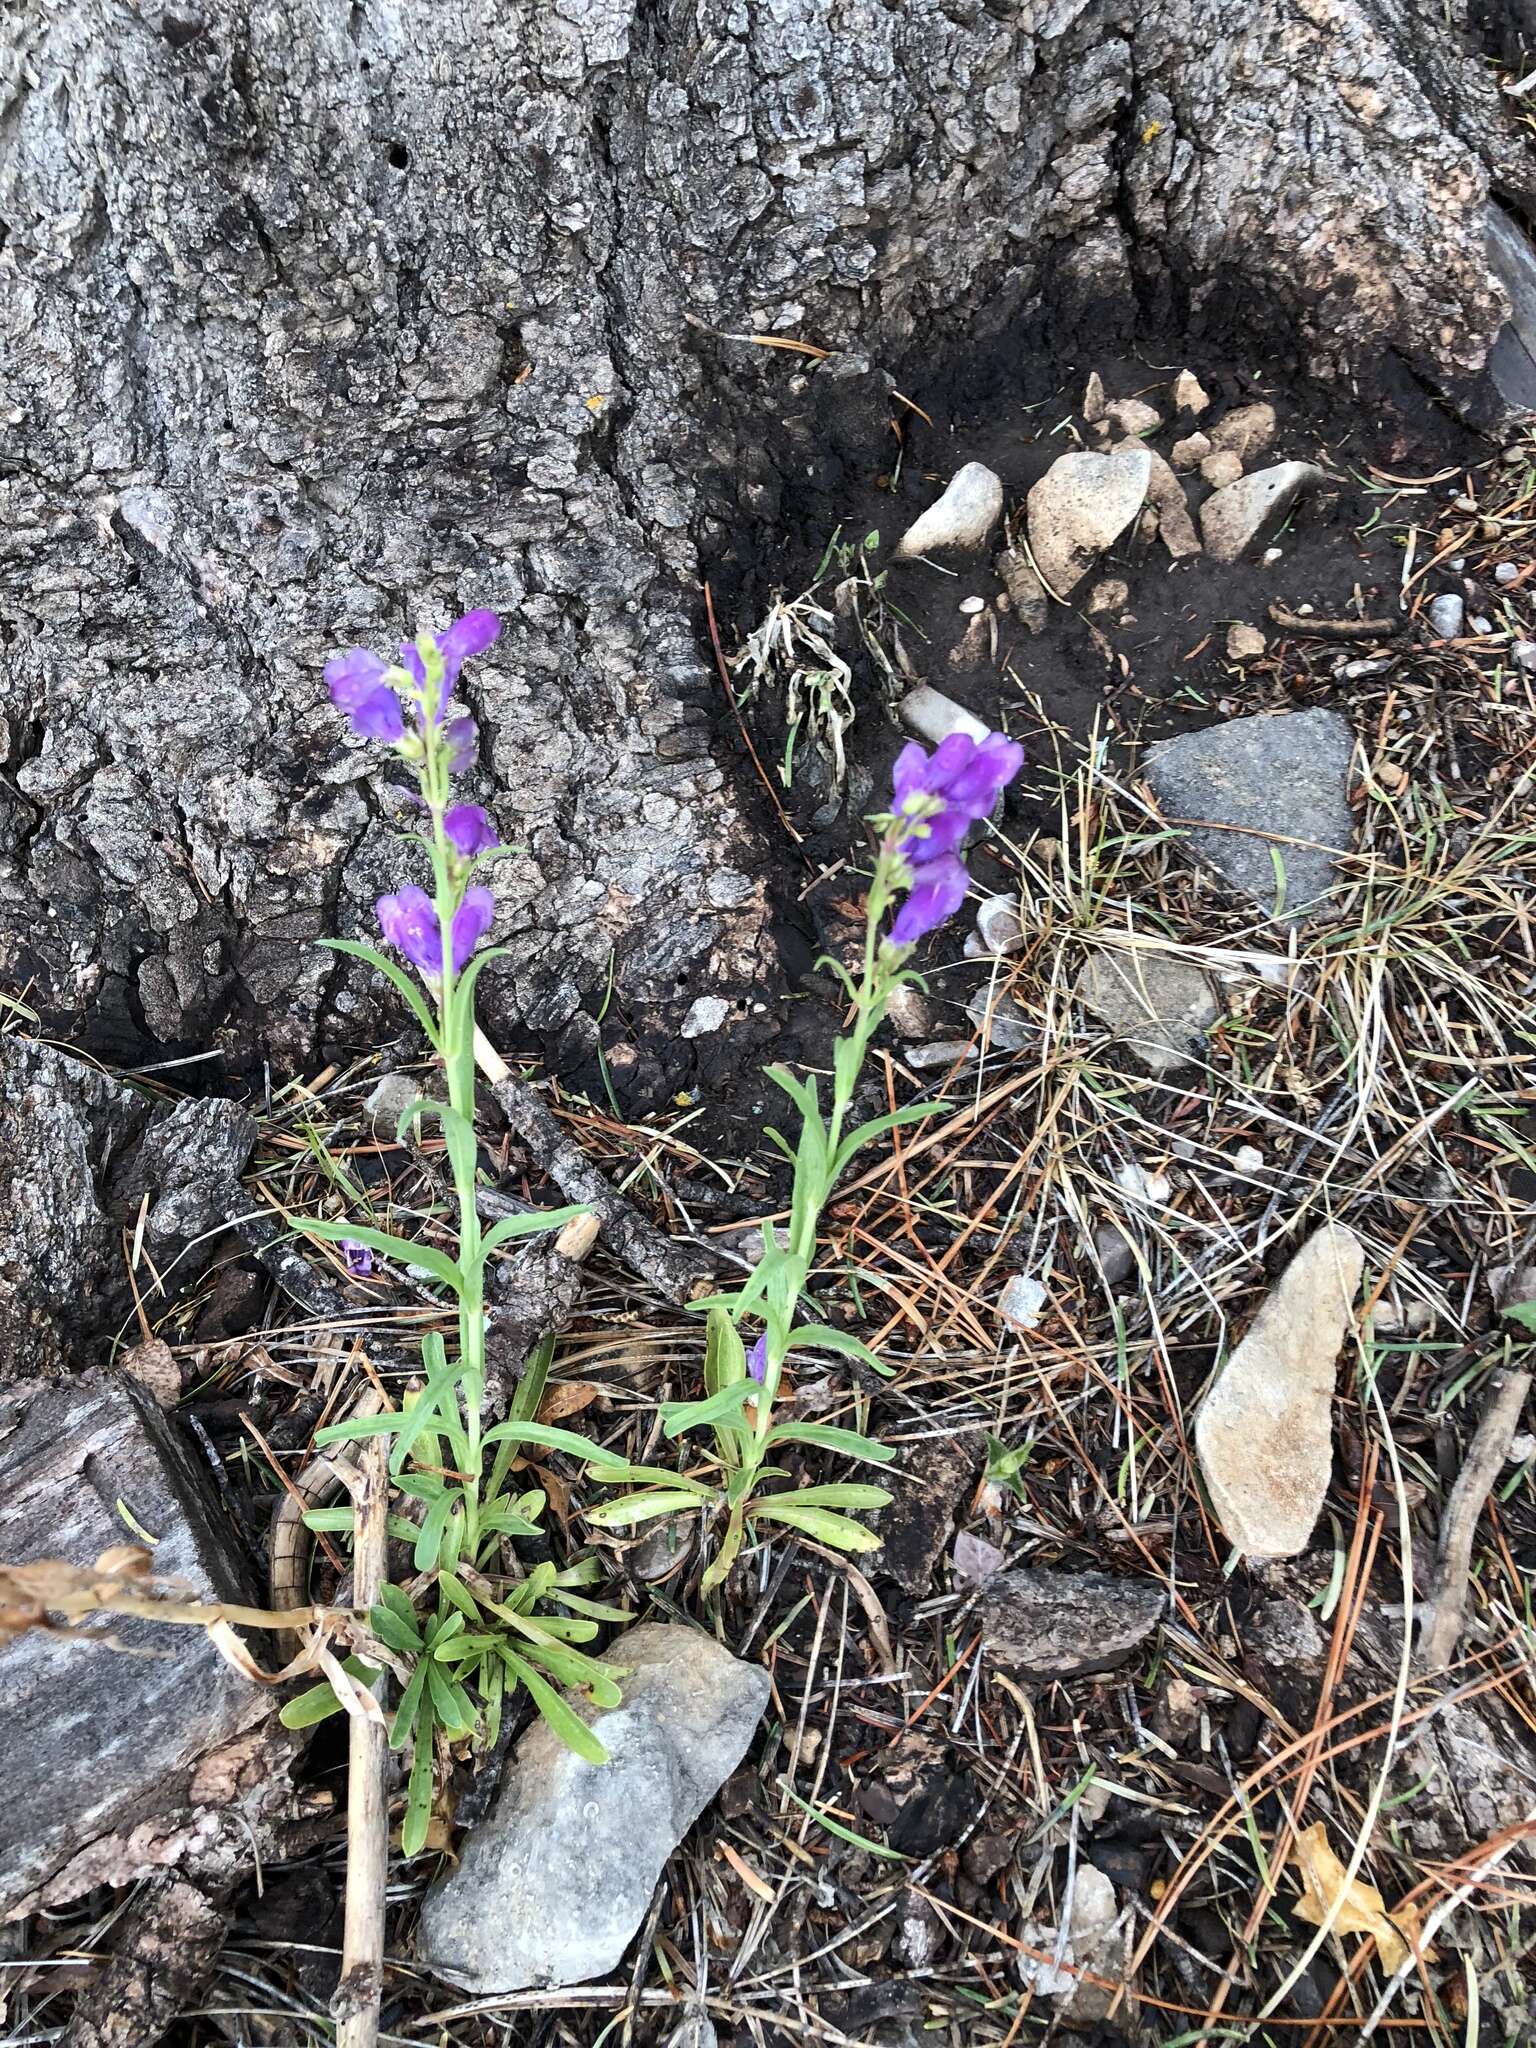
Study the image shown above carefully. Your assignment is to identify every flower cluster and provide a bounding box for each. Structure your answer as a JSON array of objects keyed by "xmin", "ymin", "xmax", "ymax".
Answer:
[
  {"xmin": 885, "ymin": 729, "xmax": 1023, "ymax": 947},
  {"xmin": 326, "ymin": 610, "xmax": 503, "ymax": 983}
]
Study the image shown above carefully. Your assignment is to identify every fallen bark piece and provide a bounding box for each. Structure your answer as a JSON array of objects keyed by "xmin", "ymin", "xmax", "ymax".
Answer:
[
  {"xmin": 1417, "ymin": 1366, "xmax": 1532, "ymax": 1672},
  {"xmin": 1144, "ymin": 708, "xmax": 1356, "ymax": 921},
  {"xmin": 977, "ymin": 1568, "xmax": 1162, "ymax": 1681},
  {"xmin": 60, "ymin": 1875, "xmax": 229, "ymax": 2048},
  {"xmin": 872, "ymin": 1436, "xmax": 981, "ymax": 1595},
  {"xmin": 893, "ymin": 462, "xmax": 1003, "ymax": 559},
  {"xmin": 418, "ymin": 1623, "xmax": 769, "ymax": 1992},
  {"xmin": 0, "ymin": 1377, "xmax": 262, "ymax": 1915},
  {"xmin": 1194, "ymin": 1224, "xmax": 1364, "ymax": 1557}
]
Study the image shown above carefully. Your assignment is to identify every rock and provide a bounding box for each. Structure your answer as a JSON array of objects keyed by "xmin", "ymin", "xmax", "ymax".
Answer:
[
  {"xmin": 1082, "ymin": 371, "xmax": 1107, "ymax": 422},
  {"xmin": 418, "ymin": 1623, "xmax": 770, "ymax": 1993},
  {"xmin": 891, "ymin": 1890, "xmax": 947, "ymax": 1970},
  {"xmin": 1194, "ymin": 1224, "xmax": 1365, "ymax": 1557},
  {"xmin": 1104, "ymin": 397, "xmax": 1162, "ymax": 439},
  {"xmin": 899, "ymin": 684, "xmax": 989, "ymax": 748},
  {"xmin": 1171, "ymin": 369, "xmax": 1211, "ymax": 415},
  {"xmin": 1141, "ymin": 449, "xmax": 1202, "ymax": 558},
  {"xmin": 995, "ymin": 546, "xmax": 1049, "ymax": 632},
  {"xmin": 854, "ymin": 1729, "xmax": 979, "ymax": 1856},
  {"xmin": 0, "ymin": 1037, "xmax": 255, "ymax": 1380},
  {"xmin": 906, "ymin": 1039, "xmax": 976, "ymax": 1071},
  {"xmin": 966, "ymin": 987, "xmax": 1031, "ymax": 1051},
  {"xmin": 1171, "ymin": 431, "xmax": 1212, "ymax": 470},
  {"xmin": 1115, "ymin": 1159, "xmax": 1171, "ymax": 1205},
  {"xmin": 948, "ymin": 609, "xmax": 992, "ymax": 669},
  {"xmin": 893, "ymin": 462, "xmax": 1004, "ymax": 559},
  {"xmin": 998, "ymin": 1273, "xmax": 1047, "ymax": 1329},
  {"xmin": 1227, "ymin": 622, "xmax": 1267, "ymax": 659},
  {"xmin": 975, "ymin": 892, "xmax": 1025, "ymax": 955},
  {"xmin": 0, "ymin": 1377, "xmax": 260, "ymax": 1914},
  {"xmin": 1199, "ymin": 449, "xmax": 1245, "ymax": 488},
  {"xmin": 1515, "ymin": 639, "xmax": 1536, "ymax": 672},
  {"xmin": 1075, "ymin": 947, "xmax": 1220, "ymax": 1074},
  {"xmin": 1086, "ymin": 576, "xmax": 1129, "ymax": 615},
  {"xmin": 681, "ymin": 996, "xmax": 730, "ymax": 1037},
  {"xmin": 1062, "ymin": 1866, "xmax": 1130, "ymax": 2022},
  {"xmin": 952, "ymin": 1530, "xmax": 1007, "ymax": 1584},
  {"xmin": 1495, "ymin": 561, "xmax": 1519, "ymax": 585},
  {"xmin": 1026, "ymin": 449, "xmax": 1152, "ymax": 598},
  {"xmin": 1200, "ymin": 461, "xmax": 1327, "ymax": 563},
  {"xmin": 1144, "ymin": 707, "xmax": 1355, "ymax": 920},
  {"xmin": 1209, "ymin": 401, "xmax": 1277, "ymax": 459},
  {"xmin": 872, "ymin": 1436, "xmax": 980, "ymax": 1595},
  {"xmin": 1091, "ymin": 1222, "xmax": 1137, "ymax": 1289},
  {"xmin": 1469, "ymin": 612, "xmax": 1493, "ymax": 634},
  {"xmin": 977, "ymin": 1568, "xmax": 1163, "ymax": 1681},
  {"xmin": 884, "ymin": 982, "xmax": 933, "ymax": 1040},
  {"xmin": 1428, "ymin": 591, "xmax": 1465, "ymax": 639}
]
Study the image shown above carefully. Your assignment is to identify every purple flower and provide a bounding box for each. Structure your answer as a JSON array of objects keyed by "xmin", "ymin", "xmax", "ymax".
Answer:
[
  {"xmin": 892, "ymin": 731, "xmax": 1024, "ymax": 865},
  {"xmin": 747, "ymin": 1333, "xmax": 768, "ymax": 1383},
  {"xmin": 341, "ymin": 1239, "xmax": 374, "ymax": 1278},
  {"xmin": 349, "ymin": 685, "xmax": 406, "ymax": 742},
  {"xmin": 377, "ymin": 885, "xmax": 444, "ymax": 976},
  {"xmin": 377, "ymin": 884, "xmax": 495, "ymax": 978},
  {"xmin": 444, "ymin": 716, "xmax": 478, "ymax": 775},
  {"xmin": 889, "ymin": 853, "xmax": 969, "ymax": 947},
  {"xmin": 325, "ymin": 647, "xmax": 389, "ymax": 707},
  {"xmin": 450, "ymin": 886, "xmax": 495, "ymax": 971},
  {"xmin": 440, "ymin": 609, "xmax": 501, "ymax": 676},
  {"xmin": 444, "ymin": 803, "xmax": 499, "ymax": 858}
]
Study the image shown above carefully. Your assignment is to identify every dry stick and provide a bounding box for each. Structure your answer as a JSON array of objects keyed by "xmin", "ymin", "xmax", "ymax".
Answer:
[
  {"xmin": 472, "ymin": 1026, "xmax": 712, "ymax": 1304},
  {"xmin": 1416, "ymin": 1364, "xmax": 1532, "ymax": 1672},
  {"xmin": 1267, "ymin": 603, "xmax": 1402, "ymax": 639},
  {"xmin": 335, "ymin": 1436, "xmax": 390, "ymax": 2048}
]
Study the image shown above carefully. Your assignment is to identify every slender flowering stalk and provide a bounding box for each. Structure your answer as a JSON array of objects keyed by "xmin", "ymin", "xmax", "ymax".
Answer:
[{"xmin": 588, "ymin": 726, "xmax": 1023, "ymax": 1590}]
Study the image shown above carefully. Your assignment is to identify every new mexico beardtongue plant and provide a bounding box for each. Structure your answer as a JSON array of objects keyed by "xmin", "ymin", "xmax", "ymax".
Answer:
[{"xmin": 587, "ymin": 726, "xmax": 1024, "ymax": 1593}]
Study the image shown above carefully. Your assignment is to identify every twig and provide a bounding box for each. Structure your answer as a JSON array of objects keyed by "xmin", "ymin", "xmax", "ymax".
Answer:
[
  {"xmin": 1416, "ymin": 1365, "xmax": 1531, "ymax": 1672},
  {"xmin": 334, "ymin": 1437, "xmax": 390, "ymax": 2048},
  {"xmin": 472, "ymin": 1027, "xmax": 713, "ymax": 1303},
  {"xmin": 1267, "ymin": 603, "xmax": 1401, "ymax": 639}
]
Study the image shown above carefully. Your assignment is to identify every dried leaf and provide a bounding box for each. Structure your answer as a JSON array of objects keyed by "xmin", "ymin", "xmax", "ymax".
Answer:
[
  {"xmin": 119, "ymin": 1335, "xmax": 182, "ymax": 1406},
  {"xmin": 1291, "ymin": 1821, "xmax": 1425, "ymax": 1973},
  {"xmin": 537, "ymin": 1381, "xmax": 603, "ymax": 1424}
]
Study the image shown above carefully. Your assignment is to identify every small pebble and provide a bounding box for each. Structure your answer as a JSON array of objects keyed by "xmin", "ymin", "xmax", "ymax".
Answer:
[
  {"xmin": 959, "ymin": 595, "xmax": 986, "ymax": 615},
  {"xmin": 1514, "ymin": 640, "xmax": 1536, "ymax": 672},
  {"xmin": 1374, "ymin": 758, "xmax": 1408, "ymax": 793},
  {"xmin": 1114, "ymin": 1160, "xmax": 1170, "ymax": 1206},
  {"xmin": 1260, "ymin": 546, "xmax": 1283, "ymax": 567},
  {"xmin": 1226, "ymin": 623, "xmax": 1266, "ymax": 661},
  {"xmin": 998, "ymin": 1274, "xmax": 1048, "ymax": 1330},
  {"xmin": 1507, "ymin": 1434, "xmax": 1535, "ymax": 1467},
  {"xmin": 1495, "ymin": 561, "xmax": 1519, "ymax": 585},
  {"xmin": 908, "ymin": 1040, "xmax": 977, "ymax": 1071},
  {"xmin": 975, "ymin": 893, "xmax": 1025, "ymax": 956},
  {"xmin": 1232, "ymin": 1145, "xmax": 1265, "ymax": 1175},
  {"xmin": 1427, "ymin": 592, "xmax": 1465, "ymax": 640},
  {"xmin": 1470, "ymin": 614, "xmax": 1493, "ymax": 635}
]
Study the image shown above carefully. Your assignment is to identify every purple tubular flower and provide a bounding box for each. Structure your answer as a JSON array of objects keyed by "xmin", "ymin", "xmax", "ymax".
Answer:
[
  {"xmin": 893, "ymin": 731, "xmax": 1025, "ymax": 865},
  {"xmin": 377, "ymin": 885, "xmax": 443, "ymax": 975},
  {"xmin": 746, "ymin": 1333, "xmax": 768, "ymax": 1383},
  {"xmin": 444, "ymin": 715, "xmax": 478, "ymax": 775},
  {"xmin": 449, "ymin": 886, "xmax": 495, "ymax": 973},
  {"xmin": 326, "ymin": 647, "xmax": 389, "ymax": 708},
  {"xmin": 444, "ymin": 802, "xmax": 499, "ymax": 858},
  {"xmin": 440, "ymin": 609, "xmax": 501, "ymax": 677},
  {"xmin": 889, "ymin": 853, "xmax": 970, "ymax": 947},
  {"xmin": 349, "ymin": 684, "xmax": 406, "ymax": 742},
  {"xmin": 341, "ymin": 1239, "xmax": 374, "ymax": 1278}
]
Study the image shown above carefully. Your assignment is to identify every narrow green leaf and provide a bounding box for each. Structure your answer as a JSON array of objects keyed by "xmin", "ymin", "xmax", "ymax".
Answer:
[
  {"xmin": 583, "ymin": 1489, "xmax": 710, "ymax": 1528},
  {"xmin": 748, "ymin": 1500, "xmax": 885, "ymax": 1551},
  {"xmin": 704, "ymin": 1305, "xmax": 746, "ymax": 1397},
  {"xmin": 501, "ymin": 1649, "xmax": 609, "ymax": 1766},
  {"xmin": 294, "ymin": 1217, "xmax": 463, "ymax": 1294},
  {"xmin": 301, "ymin": 1506, "xmax": 357, "ymax": 1533},
  {"xmin": 401, "ymin": 1711, "xmax": 437, "ymax": 1855},
  {"xmin": 763, "ymin": 1421, "xmax": 896, "ymax": 1466},
  {"xmin": 660, "ymin": 1381, "xmax": 756, "ymax": 1440},
  {"xmin": 779, "ymin": 1781, "xmax": 909, "ymax": 1859},
  {"xmin": 319, "ymin": 937, "xmax": 440, "ymax": 1048},
  {"xmin": 784, "ymin": 1323, "xmax": 894, "ymax": 1378},
  {"xmin": 480, "ymin": 1203, "xmax": 592, "ymax": 1259},
  {"xmin": 389, "ymin": 1659, "xmax": 430, "ymax": 1750},
  {"xmin": 756, "ymin": 1482, "xmax": 890, "ymax": 1511},
  {"xmin": 510, "ymin": 1332, "xmax": 555, "ymax": 1423},
  {"xmin": 479, "ymin": 1419, "xmax": 628, "ymax": 1466}
]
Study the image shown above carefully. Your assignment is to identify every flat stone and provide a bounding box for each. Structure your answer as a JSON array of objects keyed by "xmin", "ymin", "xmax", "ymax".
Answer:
[
  {"xmin": 893, "ymin": 461, "xmax": 1003, "ymax": 559},
  {"xmin": 1086, "ymin": 576, "xmax": 1128, "ymax": 615},
  {"xmin": 1428, "ymin": 592, "xmax": 1465, "ymax": 640},
  {"xmin": 418, "ymin": 1623, "xmax": 770, "ymax": 1993},
  {"xmin": 978, "ymin": 1569, "xmax": 1162, "ymax": 1681},
  {"xmin": 899, "ymin": 684, "xmax": 988, "ymax": 748},
  {"xmin": 1144, "ymin": 708, "xmax": 1355, "ymax": 921},
  {"xmin": 1104, "ymin": 397, "xmax": 1162, "ymax": 439},
  {"xmin": 998, "ymin": 1273, "xmax": 1047, "ymax": 1329},
  {"xmin": 884, "ymin": 982, "xmax": 933, "ymax": 1040},
  {"xmin": 966, "ymin": 986, "xmax": 1031, "ymax": 1051},
  {"xmin": 1171, "ymin": 431, "xmax": 1212, "ymax": 470},
  {"xmin": 1227, "ymin": 622, "xmax": 1267, "ymax": 660},
  {"xmin": 975, "ymin": 892, "xmax": 1025, "ymax": 955},
  {"xmin": 681, "ymin": 996, "xmax": 730, "ymax": 1037},
  {"xmin": 1141, "ymin": 448, "xmax": 1201, "ymax": 558},
  {"xmin": 1075, "ymin": 948, "xmax": 1220, "ymax": 1074},
  {"xmin": 1200, "ymin": 461, "xmax": 1327, "ymax": 563},
  {"xmin": 1170, "ymin": 369, "xmax": 1210, "ymax": 415},
  {"xmin": 1209, "ymin": 401, "xmax": 1276, "ymax": 459},
  {"xmin": 1194, "ymin": 1224, "xmax": 1364, "ymax": 1557},
  {"xmin": 1026, "ymin": 448, "xmax": 1151, "ymax": 597},
  {"xmin": 0, "ymin": 1377, "xmax": 259, "ymax": 1914}
]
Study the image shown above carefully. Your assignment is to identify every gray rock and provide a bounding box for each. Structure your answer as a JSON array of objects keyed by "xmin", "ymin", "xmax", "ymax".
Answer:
[
  {"xmin": 1199, "ymin": 461, "xmax": 1327, "ymax": 562},
  {"xmin": 978, "ymin": 1568, "xmax": 1163, "ymax": 1681},
  {"xmin": 975, "ymin": 892, "xmax": 1025, "ymax": 956},
  {"xmin": 899, "ymin": 684, "xmax": 989, "ymax": 748},
  {"xmin": 681, "ymin": 995, "xmax": 730, "ymax": 1038},
  {"xmin": 893, "ymin": 462, "xmax": 1003, "ymax": 559},
  {"xmin": 1026, "ymin": 449, "xmax": 1152, "ymax": 597},
  {"xmin": 665, "ymin": 2012, "xmax": 719, "ymax": 2048},
  {"xmin": 1141, "ymin": 448, "xmax": 1202, "ymax": 558},
  {"xmin": 1103, "ymin": 396, "xmax": 1162, "ymax": 439},
  {"xmin": 1428, "ymin": 591, "xmax": 1466, "ymax": 639},
  {"xmin": 1495, "ymin": 561, "xmax": 1519, "ymax": 585},
  {"xmin": 966, "ymin": 987, "xmax": 1031, "ymax": 1050},
  {"xmin": 418, "ymin": 1624, "xmax": 770, "ymax": 1993},
  {"xmin": 0, "ymin": 1376, "xmax": 258, "ymax": 1914},
  {"xmin": 1075, "ymin": 947, "xmax": 1219, "ymax": 1074},
  {"xmin": 906, "ymin": 1040, "xmax": 977, "ymax": 1071},
  {"xmin": 1081, "ymin": 371, "xmax": 1108, "ymax": 423},
  {"xmin": 1091, "ymin": 1222, "xmax": 1137, "ymax": 1290},
  {"xmin": 1144, "ymin": 708, "xmax": 1355, "ymax": 921},
  {"xmin": 1194, "ymin": 1224, "xmax": 1364, "ymax": 1557},
  {"xmin": 884, "ymin": 982, "xmax": 933, "ymax": 1040}
]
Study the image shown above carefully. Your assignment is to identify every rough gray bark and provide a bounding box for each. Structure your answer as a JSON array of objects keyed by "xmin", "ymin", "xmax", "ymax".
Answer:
[
  {"xmin": 0, "ymin": 1375, "xmax": 264, "ymax": 1917},
  {"xmin": 0, "ymin": 0, "xmax": 1529, "ymax": 1071}
]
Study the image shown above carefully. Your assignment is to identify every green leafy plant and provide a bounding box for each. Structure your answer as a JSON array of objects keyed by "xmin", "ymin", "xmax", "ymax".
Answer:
[
  {"xmin": 586, "ymin": 727, "xmax": 1025, "ymax": 1591},
  {"xmin": 283, "ymin": 612, "xmax": 625, "ymax": 1849}
]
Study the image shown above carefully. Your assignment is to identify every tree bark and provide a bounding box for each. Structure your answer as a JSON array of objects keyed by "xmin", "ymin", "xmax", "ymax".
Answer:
[{"xmin": 0, "ymin": 0, "xmax": 1529, "ymax": 1077}]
